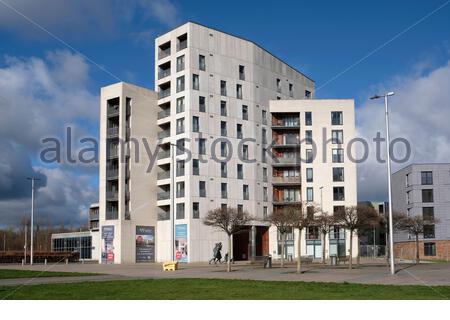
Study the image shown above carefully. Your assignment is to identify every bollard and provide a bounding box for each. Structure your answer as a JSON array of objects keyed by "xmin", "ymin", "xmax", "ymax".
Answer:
[
  {"xmin": 21, "ymin": 259, "xmax": 24, "ymax": 266},
  {"xmin": 65, "ymin": 258, "xmax": 68, "ymax": 265},
  {"xmin": 44, "ymin": 258, "xmax": 47, "ymax": 265}
]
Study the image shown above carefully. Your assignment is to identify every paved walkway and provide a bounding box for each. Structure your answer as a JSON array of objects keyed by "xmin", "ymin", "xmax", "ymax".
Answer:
[{"xmin": 1, "ymin": 261, "xmax": 450, "ymax": 287}]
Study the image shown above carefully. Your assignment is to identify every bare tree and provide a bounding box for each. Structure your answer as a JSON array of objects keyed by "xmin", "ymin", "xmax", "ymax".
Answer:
[
  {"xmin": 203, "ymin": 206, "xmax": 252, "ymax": 272},
  {"xmin": 334, "ymin": 205, "xmax": 379, "ymax": 269},
  {"xmin": 290, "ymin": 203, "xmax": 316, "ymax": 274},
  {"xmin": 267, "ymin": 207, "xmax": 294, "ymax": 268},
  {"xmin": 396, "ymin": 213, "xmax": 439, "ymax": 264},
  {"xmin": 315, "ymin": 212, "xmax": 335, "ymax": 264}
]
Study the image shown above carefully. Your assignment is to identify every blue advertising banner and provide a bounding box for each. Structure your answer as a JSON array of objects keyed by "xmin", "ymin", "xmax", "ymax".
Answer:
[
  {"xmin": 175, "ymin": 224, "xmax": 188, "ymax": 262},
  {"xmin": 135, "ymin": 226, "xmax": 155, "ymax": 262}
]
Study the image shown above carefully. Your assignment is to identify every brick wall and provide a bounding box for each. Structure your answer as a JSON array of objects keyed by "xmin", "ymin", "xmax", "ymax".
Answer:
[{"xmin": 394, "ymin": 240, "xmax": 450, "ymax": 261}]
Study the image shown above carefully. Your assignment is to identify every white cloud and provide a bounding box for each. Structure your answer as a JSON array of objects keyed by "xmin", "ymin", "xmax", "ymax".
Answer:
[{"xmin": 357, "ymin": 59, "xmax": 450, "ymax": 201}]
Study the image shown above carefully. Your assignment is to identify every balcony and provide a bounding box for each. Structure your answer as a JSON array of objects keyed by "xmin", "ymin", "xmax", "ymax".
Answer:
[
  {"xmin": 177, "ymin": 34, "xmax": 187, "ymax": 51},
  {"xmin": 108, "ymin": 148, "xmax": 119, "ymax": 159},
  {"xmin": 158, "ymin": 88, "xmax": 171, "ymax": 99},
  {"xmin": 106, "ymin": 210, "xmax": 118, "ymax": 220},
  {"xmin": 107, "ymin": 105, "xmax": 120, "ymax": 117},
  {"xmin": 158, "ymin": 68, "xmax": 171, "ymax": 80},
  {"xmin": 106, "ymin": 168, "xmax": 118, "ymax": 180},
  {"xmin": 157, "ymin": 171, "xmax": 170, "ymax": 180},
  {"xmin": 158, "ymin": 43, "xmax": 171, "ymax": 60},
  {"xmin": 272, "ymin": 140, "xmax": 300, "ymax": 148},
  {"xmin": 107, "ymin": 127, "xmax": 119, "ymax": 137},
  {"xmin": 272, "ymin": 157, "xmax": 300, "ymax": 166},
  {"xmin": 272, "ymin": 176, "xmax": 302, "ymax": 185},
  {"xmin": 271, "ymin": 120, "xmax": 300, "ymax": 129},
  {"xmin": 157, "ymin": 211, "xmax": 170, "ymax": 221},
  {"xmin": 106, "ymin": 190, "xmax": 118, "ymax": 201},
  {"xmin": 158, "ymin": 129, "xmax": 170, "ymax": 139},
  {"xmin": 158, "ymin": 150, "xmax": 170, "ymax": 160},
  {"xmin": 158, "ymin": 109, "xmax": 170, "ymax": 119},
  {"xmin": 89, "ymin": 212, "xmax": 99, "ymax": 221},
  {"xmin": 273, "ymin": 197, "xmax": 301, "ymax": 205},
  {"xmin": 157, "ymin": 191, "xmax": 170, "ymax": 201}
]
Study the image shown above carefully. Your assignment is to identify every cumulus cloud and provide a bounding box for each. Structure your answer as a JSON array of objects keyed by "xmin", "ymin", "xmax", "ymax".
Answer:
[
  {"xmin": 0, "ymin": 50, "xmax": 99, "ymax": 227},
  {"xmin": 357, "ymin": 59, "xmax": 450, "ymax": 201}
]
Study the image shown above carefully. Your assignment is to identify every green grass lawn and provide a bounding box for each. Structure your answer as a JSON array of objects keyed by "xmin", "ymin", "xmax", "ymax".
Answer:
[
  {"xmin": 1, "ymin": 278, "xmax": 449, "ymax": 299},
  {"xmin": 0, "ymin": 269, "xmax": 97, "ymax": 279}
]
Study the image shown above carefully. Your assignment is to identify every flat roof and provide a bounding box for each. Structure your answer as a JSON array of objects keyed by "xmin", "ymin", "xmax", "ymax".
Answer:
[
  {"xmin": 158, "ymin": 21, "xmax": 315, "ymax": 84},
  {"xmin": 51, "ymin": 231, "xmax": 92, "ymax": 239}
]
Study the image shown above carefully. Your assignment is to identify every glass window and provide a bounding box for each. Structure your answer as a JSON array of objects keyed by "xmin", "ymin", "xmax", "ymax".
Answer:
[
  {"xmin": 176, "ymin": 139, "xmax": 184, "ymax": 155},
  {"xmin": 421, "ymin": 171, "xmax": 433, "ymax": 185},
  {"xmin": 423, "ymin": 225, "xmax": 435, "ymax": 239},
  {"xmin": 221, "ymin": 121, "xmax": 227, "ymax": 136},
  {"xmin": 237, "ymin": 164, "xmax": 243, "ymax": 179},
  {"xmin": 192, "ymin": 116, "xmax": 199, "ymax": 132},
  {"xmin": 176, "ymin": 97, "xmax": 185, "ymax": 113},
  {"xmin": 305, "ymin": 90, "xmax": 311, "ymax": 99},
  {"xmin": 263, "ymin": 187, "xmax": 268, "ymax": 202},
  {"xmin": 198, "ymin": 138, "xmax": 206, "ymax": 155},
  {"xmin": 243, "ymin": 184, "xmax": 249, "ymax": 200},
  {"xmin": 176, "ymin": 118, "xmax": 185, "ymax": 134},
  {"xmin": 332, "ymin": 148, "xmax": 344, "ymax": 163},
  {"xmin": 199, "ymin": 54, "xmax": 206, "ymax": 71},
  {"xmin": 220, "ymin": 101, "xmax": 227, "ymax": 116},
  {"xmin": 331, "ymin": 111, "xmax": 343, "ymax": 125},
  {"xmin": 176, "ymin": 55, "xmax": 185, "ymax": 72},
  {"xmin": 242, "ymin": 105, "xmax": 248, "ymax": 120},
  {"xmin": 239, "ymin": 65, "xmax": 245, "ymax": 80},
  {"xmin": 176, "ymin": 160, "xmax": 184, "ymax": 176},
  {"xmin": 306, "ymin": 149, "xmax": 313, "ymax": 163},
  {"xmin": 242, "ymin": 144, "xmax": 249, "ymax": 160},
  {"xmin": 236, "ymin": 84, "xmax": 243, "ymax": 99},
  {"xmin": 307, "ymin": 187, "xmax": 314, "ymax": 202},
  {"xmin": 263, "ymin": 167, "xmax": 268, "ymax": 182},
  {"xmin": 220, "ymin": 141, "xmax": 227, "ymax": 157},
  {"xmin": 220, "ymin": 80, "xmax": 227, "ymax": 96},
  {"xmin": 333, "ymin": 167, "xmax": 344, "ymax": 182},
  {"xmin": 199, "ymin": 181, "xmax": 206, "ymax": 197},
  {"xmin": 176, "ymin": 203, "xmax": 185, "ymax": 219},
  {"xmin": 193, "ymin": 74, "xmax": 199, "ymax": 90},
  {"xmin": 423, "ymin": 207, "xmax": 434, "ymax": 221},
  {"xmin": 221, "ymin": 162, "xmax": 227, "ymax": 178},
  {"xmin": 333, "ymin": 187, "xmax": 345, "ymax": 201},
  {"xmin": 176, "ymin": 181, "xmax": 185, "ymax": 198},
  {"xmin": 424, "ymin": 242, "xmax": 436, "ymax": 256},
  {"xmin": 176, "ymin": 75, "xmax": 185, "ymax": 92},
  {"xmin": 193, "ymin": 202, "xmax": 200, "ymax": 219},
  {"xmin": 199, "ymin": 96, "xmax": 206, "ymax": 112},
  {"xmin": 305, "ymin": 112, "xmax": 312, "ymax": 125},
  {"xmin": 237, "ymin": 124, "xmax": 243, "ymax": 139},
  {"xmin": 289, "ymin": 83, "xmax": 293, "ymax": 97},
  {"xmin": 263, "ymin": 206, "xmax": 268, "ymax": 219},
  {"xmin": 306, "ymin": 168, "xmax": 313, "ymax": 182},
  {"xmin": 305, "ymin": 130, "xmax": 312, "ymax": 144},
  {"xmin": 422, "ymin": 189, "xmax": 434, "ymax": 203},
  {"xmin": 221, "ymin": 182, "xmax": 227, "ymax": 199},
  {"xmin": 192, "ymin": 159, "xmax": 199, "ymax": 175},
  {"xmin": 332, "ymin": 130, "xmax": 343, "ymax": 144}
]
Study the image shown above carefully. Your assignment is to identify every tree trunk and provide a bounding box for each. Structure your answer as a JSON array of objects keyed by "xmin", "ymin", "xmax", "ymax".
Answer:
[
  {"xmin": 227, "ymin": 233, "xmax": 232, "ymax": 272},
  {"xmin": 349, "ymin": 230, "xmax": 353, "ymax": 270},
  {"xmin": 415, "ymin": 234, "xmax": 420, "ymax": 265},
  {"xmin": 296, "ymin": 228, "xmax": 302, "ymax": 274},
  {"xmin": 280, "ymin": 233, "xmax": 285, "ymax": 268},
  {"xmin": 322, "ymin": 232, "xmax": 326, "ymax": 264}
]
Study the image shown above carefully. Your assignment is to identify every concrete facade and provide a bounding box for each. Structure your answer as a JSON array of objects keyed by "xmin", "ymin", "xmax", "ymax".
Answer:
[{"xmin": 392, "ymin": 163, "xmax": 450, "ymax": 260}]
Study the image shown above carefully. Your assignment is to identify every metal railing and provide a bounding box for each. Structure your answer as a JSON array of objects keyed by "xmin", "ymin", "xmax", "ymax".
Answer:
[
  {"xmin": 272, "ymin": 176, "xmax": 301, "ymax": 184},
  {"xmin": 158, "ymin": 150, "xmax": 170, "ymax": 160},
  {"xmin": 177, "ymin": 40, "xmax": 187, "ymax": 51},
  {"xmin": 106, "ymin": 210, "xmax": 118, "ymax": 220},
  {"xmin": 106, "ymin": 190, "xmax": 118, "ymax": 200},
  {"xmin": 157, "ymin": 211, "xmax": 170, "ymax": 221},
  {"xmin": 106, "ymin": 168, "xmax": 118, "ymax": 179},
  {"xmin": 359, "ymin": 245, "xmax": 386, "ymax": 258},
  {"xmin": 158, "ymin": 68, "xmax": 171, "ymax": 79},
  {"xmin": 158, "ymin": 109, "xmax": 170, "ymax": 119},
  {"xmin": 107, "ymin": 105, "xmax": 119, "ymax": 116},
  {"xmin": 157, "ymin": 171, "xmax": 170, "ymax": 180},
  {"xmin": 157, "ymin": 191, "xmax": 170, "ymax": 200},
  {"xmin": 158, "ymin": 129, "xmax": 170, "ymax": 139},
  {"xmin": 107, "ymin": 127, "xmax": 119, "ymax": 137},
  {"xmin": 158, "ymin": 48, "xmax": 171, "ymax": 59},
  {"xmin": 158, "ymin": 89, "xmax": 170, "ymax": 99}
]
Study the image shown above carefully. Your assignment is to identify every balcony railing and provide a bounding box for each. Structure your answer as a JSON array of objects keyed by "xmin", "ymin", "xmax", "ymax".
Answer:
[
  {"xmin": 157, "ymin": 211, "xmax": 170, "ymax": 221},
  {"xmin": 158, "ymin": 109, "xmax": 170, "ymax": 119},
  {"xmin": 157, "ymin": 171, "xmax": 170, "ymax": 180},
  {"xmin": 177, "ymin": 40, "xmax": 187, "ymax": 51},
  {"xmin": 158, "ymin": 48, "xmax": 171, "ymax": 60},
  {"xmin": 273, "ymin": 197, "xmax": 301, "ymax": 203},
  {"xmin": 272, "ymin": 176, "xmax": 302, "ymax": 184},
  {"xmin": 107, "ymin": 105, "xmax": 120, "ymax": 117},
  {"xmin": 157, "ymin": 191, "xmax": 170, "ymax": 200},
  {"xmin": 106, "ymin": 168, "xmax": 118, "ymax": 179},
  {"xmin": 106, "ymin": 210, "xmax": 118, "ymax": 220},
  {"xmin": 158, "ymin": 89, "xmax": 170, "ymax": 99},
  {"xmin": 158, "ymin": 68, "xmax": 171, "ymax": 79},
  {"xmin": 271, "ymin": 120, "xmax": 300, "ymax": 128},
  {"xmin": 158, "ymin": 129, "xmax": 170, "ymax": 139},
  {"xmin": 108, "ymin": 148, "xmax": 119, "ymax": 159},
  {"xmin": 107, "ymin": 127, "xmax": 119, "ymax": 137},
  {"xmin": 272, "ymin": 157, "xmax": 300, "ymax": 165},
  {"xmin": 158, "ymin": 150, "xmax": 170, "ymax": 160},
  {"xmin": 106, "ymin": 190, "xmax": 118, "ymax": 200}
]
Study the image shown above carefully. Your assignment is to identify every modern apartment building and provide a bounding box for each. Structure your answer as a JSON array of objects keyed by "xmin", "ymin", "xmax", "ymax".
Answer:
[
  {"xmin": 269, "ymin": 100, "xmax": 357, "ymax": 260},
  {"xmin": 96, "ymin": 21, "xmax": 357, "ymax": 263},
  {"xmin": 98, "ymin": 82, "xmax": 158, "ymax": 263},
  {"xmin": 392, "ymin": 163, "xmax": 450, "ymax": 260}
]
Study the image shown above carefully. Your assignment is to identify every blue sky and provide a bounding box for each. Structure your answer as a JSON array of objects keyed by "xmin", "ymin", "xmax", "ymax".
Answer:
[{"xmin": 1, "ymin": 0, "xmax": 450, "ymax": 227}]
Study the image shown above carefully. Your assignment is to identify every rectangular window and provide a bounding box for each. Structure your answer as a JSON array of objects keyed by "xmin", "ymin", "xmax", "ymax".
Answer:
[
  {"xmin": 176, "ymin": 97, "xmax": 185, "ymax": 113},
  {"xmin": 177, "ymin": 33, "xmax": 187, "ymax": 51},
  {"xmin": 263, "ymin": 206, "xmax": 268, "ymax": 220},
  {"xmin": 262, "ymin": 110, "xmax": 267, "ymax": 125},
  {"xmin": 199, "ymin": 54, "xmax": 206, "ymax": 71},
  {"xmin": 237, "ymin": 164, "xmax": 243, "ymax": 179},
  {"xmin": 220, "ymin": 141, "xmax": 227, "ymax": 157},
  {"xmin": 333, "ymin": 206, "xmax": 345, "ymax": 214},
  {"xmin": 289, "ymin": 83, "xmax": 293, "ymax": 97},
  {"xmin": 243, "ymin": 185, "xmax": 249, "ymax": 200},
  {"xmin": 406, "ymin": 173, "xmax": 410, "ymax": 187},
  {"xmin": 423, "ymin": 207, "xmax": 434, "ymax": 221},
  {"xmin": 176, "ymin": 139, "xmax": 184, "ymax": 155},
  {"xmin": 199, "ymin": 96, "xmax": 206, "ymax": 112},
  {"xmin": 221, "ymin": 121, "xmax": 227, "ymax": 137},
  {"xmin": 242, "ymin": 105, "xmax": 248, "ymax": 120},
  {"xmin": 263, "ymin": 167, "xmax": 268, "ymax": 182},
  {"xmin": 193, "ymin": 202, "xmax": 200, "ymax": 219},
  {"xmin": 421, "ymin": 171, "xmax": 433, "ymax": 185},
  {"xmin": 236, "ymin": 84, "xmax": 243, "ymax": 99},
  {"xmin": 176, "ymin": 160, "xmax": 185, "ymax": 177},
  {"xmin": 237, "ymin": 124, "xmax": 243, "ymax": 139},
  {"xmin": 305, "ymin": 90, "xmax": 311, "ymax": 99},
  {"xmin": 221, "ymin": 182, "xmax": 227, "ymax": 199},
  {"xmin": 237, "ymin": 204, "xmax": 243, "ymax": 214},
  {"xmin": 242, "ymin": 144, "xmax": 249, "ymax": 160},
  {"xmin": 239, "ymin": 65, "xmax": 245, "ymax": 80},
  {"xmin": 306, "ymin": 149, "xmax": 313, "ymax": 163},
  {"xmin": 193, "ymin": 74, "xmax": 199, "ymax": 90},
  {"xmin": 221, "ymin": 162, "xmax": 227, "ymax": 178},
  {"xmin": 220, "ymin": 101, "xmax": 227, "ymax": 116},
  {"xmin": 176, "ymin": 203, "xmax": 185, "ymax": 219},
  {"xmin": 422, "ymin": 189, "xmax": 434, "ymax": 203},
  {"xmin": 176, "ymin": 181, "xmax": 185, "ymax": 198},
  {"xmin": 332, "ymin": 148, "xmax": 344, "ymax": 163},
  {"xmin": 305, "ymin": 130, "xmax": 312, "ymax": 144},
  {"xmin": 176, "ymin": 117, "xmax": 185, "ymax": 134},
  {"xmin": 332, "ymin": 130, "xmax": 343, "ymax": 144},
  {"xmin": 220, "ymin": 80, "xmax": 227, "ymax": 96},
  {"xmin": 199, "ymin": 181, "xmax": 206, "ymax": 197},
  {"xmin": 305, "ymin": 112, "xmax": 312, "ymax": 125},
  {"xmin": 192, "ymin": 116, "xmax": 199, "ymax": 132},
  {"xmin": 407, "ymin": 191, "xmax": 411, "ymax": 204},
  {"xmin": 423, "ymin": 225, "xmax": 435, "ymax": 239},
  {"xmin": 176, "ymin": 75, "xmax": 185, "ymax": 92},
  {"xmin": 306, "ymin": 168, "xmax": 313, "ymax": 182},
  {"xmin": 331, "ymin": 111, "xmax": 343, "ymax": 125},
  {"xmin": 424, "ymin": 243, "xmax": 436, "ymax": 256},
  {"xmin": 176, "ymin": 55, "xmax": 185, "ymax": 72},
  {"xmin": 333, "ymin": 187, "xmax": 345, "ymax": 201},
  {"xmin": 263, "ymin": 187, "xmax": 268, "ymax": 202},
  {"xmin": 333, "ymin": 167, "xmax": 345, "ymax": 182},
  {"xmin": 198, "ymin": 138, "xmax": 206, "ymax": 155},
  {"xmin": 276, "ymin": 78, "xmax": 281, "ymax": 93},
  {"xmin": 307, "ymin": 187, "xmax": 314, "ymax": 202},
  {"xmin": 192, "ymin": 159, "xmax": 199, "ymax": 175},
  {"xmin": 262, "ymin": 128, "xmax": 267, "ymax": 144}
]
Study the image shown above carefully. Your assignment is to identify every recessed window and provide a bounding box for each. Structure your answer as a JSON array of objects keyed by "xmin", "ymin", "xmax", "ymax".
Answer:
[
  {"xmin": 333, "ymin": 167, "xmax": 344, "ymax": 182},
  {"xmin": 176, "ymin": 76, "xmax": 185, "ymax": 93},
  {"xmin": 333, "ymin": 187, "xmax": 345, "ymax": 201},
  {"xmin": 176, "ymin": 55, "xmax": 185, "ymax": 72},
  {"xmin": 176, "ymin": 139, "xmax": 184, "ymax": 155},
  {"xmin": 242, "ymin": 144, "xmax": 249, "ymax": 160},
  {"xmin": 176, "ymin": 181, "xmax": 185, "ymax": 198},
  {"xmin": 305, "ymin": 112, "xmax": 312, "ymax": 126},
  {"xmin": 193, "ymin": 74, "xmax": 199, "ymax": 90},
  {"xmin": 221, "ymin": 182, "xmax": 227, "ymax": 199},
  {"xmin": 220, "ymin": 121, "xmax": 227, "ymax": 137},
  {"xmin": 422, "ymin": 207, "xmax": 434, "ymax": 221},
  {"xmin": 199, "ymin": 181, "xmax": 206, "ymax": 197},
  {"xmin": 236, "ymin": 84, "xmax": 243, "ymax": 99},
  {"xmin": 237, "ymin": 124, "xmax": 243, "ymax": 139},
  {"xmin": 276, "ymin": 78, "xmax": 281, "ymax": 93},
  {"xmin": 176, "ymin": 203, "xmax": 185, "ymax": 219},
  {"xmin": 198, "ymin": 138, "xmax": 206, "ymax": 155},
  {"xmin": 243, "ymin": 184, "xmax": 249, "ymax": 200},
  {"xmin": 307, "ymin": 187, "xmax": 314, "ymax": 202},
  {"xmin": 239, "ymin": 65, "xmax": 245, "ymax": 80},
  {"xmin": 193, "ymin": 202, "xmax": 200, "ymax": 219},
  {"xmin": 421, "ymin": 171, "xmax": 433, "ymax": 185},
  {"xmin": 305, "ymin": 90, "xmax": 311, "ymax": 99},
  {"xmin": 289, "ymin": 83, "xmax": 293, "ymax": 97},
  {"xmin": 423, "ymin": 225, "xmax": 435, "ymax": 239},
  {"xmin": 176, "ymin": 118, "xmax": 185, "ymax": 134},
  {"xmin": 305, "ymin": 149, "xmax": 313, "ymax": 163},
  {"xmin": 332, "ymin": 130, "xmax": 343, "ymax": 144},
  {"xmin": 237, "ymin": 164, "xmax": 243, "ymax": 179},
  {"xmin": 263, "ymin": 187, "xmax": 268, "ymax": 202},
  {"xmin": 220, "ymin": 101, "xmax": 227, "ymax": 116},
  {"xmin": 192, "ymin": 159, "xmax": 199, "ymax": 175},
  {"xmin": 176, "ymin": 97, "xmax": 185, "ymax": 113},
  {"xmin": 424, "ymin": 242, "xmax": 436, "ymax": 256},
  {"xmin": 242, "ymin": 105, "xmax": 248, "ymax": 120},
  {"xmin": 177, "ymin": 33, "xmax": 187, "ymax": 51},
  {"xmin": 221, "ymin": 162, "xmax": 227, "ymax": 178},
  {"xmin": 263, "ymin": 206, "xmax": 268, "ymax": 219},
  {"xmin": 192, "ymin": 116, "xmax": 199, "ymax": 132},
  {"xmin": 220, "ymin": 80, "xmax": 227, "ymax": 96},
  {"xmin": 220, "ymin": 141, "xmax": 228, "ymax": 158},
  {"xmin": 199, "ymin": 96, "xmax": 206, "ymax": 112},
  {"xmin": 422, "ymin": 189, "xmax": 434, "ymax": 203},
  {"xmin": 305, "ymin": 130, "xmax": 312, "ymax": 144},
  {"xmin": 176, "ymin": 160, "xmax": 185, "ymax": 177},
  {"xmin": 331, "ymin": 111, "xmax": 343, "ymax": 125},
  {"xmin": 332, "ymin": 148, "xmax": 344, "ymax": 163},
  {"xmin": 199, "ymin": 54, "xmax": 206, "ymax": 71}
]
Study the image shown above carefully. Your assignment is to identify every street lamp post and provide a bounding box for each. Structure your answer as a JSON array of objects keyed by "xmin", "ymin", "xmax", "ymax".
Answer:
[
  {"xmin": 27, "ymin": 177, "xmax": 40, "ymax": 265},
  {"xmin": 370, "ymin": 92, "xmax": 395, "ymax": 275}
]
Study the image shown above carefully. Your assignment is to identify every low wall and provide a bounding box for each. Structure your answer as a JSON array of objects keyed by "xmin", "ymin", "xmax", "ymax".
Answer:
[{"xmin": 394, "ymin": 240, "xmax": 450, "ymax": 261}]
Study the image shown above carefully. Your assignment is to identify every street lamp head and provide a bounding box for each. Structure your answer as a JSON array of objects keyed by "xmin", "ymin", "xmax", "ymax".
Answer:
[
  {"xmin": 370, "ymin": 95, "xmax": 381, "ymax": 100},
  {"xmin": 386, "ymin": 91, "xmax": 395, "ymax": 96},
  {"xmin": 370, "ymin": 92, "xmax": 394, "ymax": 100}
]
